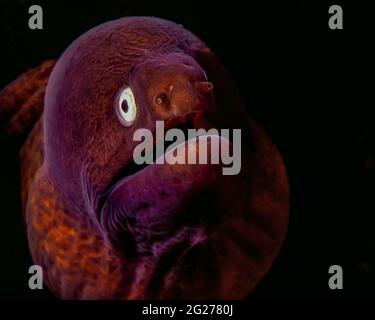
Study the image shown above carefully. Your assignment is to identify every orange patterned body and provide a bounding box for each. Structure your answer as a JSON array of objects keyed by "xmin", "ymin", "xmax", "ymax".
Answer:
[{"xmin": 20, "ymin": 120, "xmax": 134, "ymax": 299}]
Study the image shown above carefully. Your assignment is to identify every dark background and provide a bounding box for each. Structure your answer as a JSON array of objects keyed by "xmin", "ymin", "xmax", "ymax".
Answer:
[{"xmin": 0, "ymin": 0, "xmax": 373, "ymax": 300}]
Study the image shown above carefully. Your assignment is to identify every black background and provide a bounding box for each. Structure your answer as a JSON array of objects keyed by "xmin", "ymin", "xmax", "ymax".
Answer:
[{"xmin": 0, "ymin": 0, "xmax": 373, "ymax": 301}]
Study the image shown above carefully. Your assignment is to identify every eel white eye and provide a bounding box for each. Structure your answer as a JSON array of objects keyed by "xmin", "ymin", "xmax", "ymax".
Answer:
[{"xmin": 116, "ymin": 87, "xmax": 137, "ymax": 127}]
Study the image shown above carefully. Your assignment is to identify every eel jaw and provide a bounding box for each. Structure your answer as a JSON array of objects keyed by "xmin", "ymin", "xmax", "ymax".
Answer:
[
  {"xmin": 96, "ymin": 111, "xmax": 217, "ymax": 219},
  {"xmin": 98, "ymin": 131, "xmax": 231, "ymax": 247}
]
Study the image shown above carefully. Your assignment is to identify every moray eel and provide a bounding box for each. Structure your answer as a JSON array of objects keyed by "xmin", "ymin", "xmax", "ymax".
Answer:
[{"xmin": 0, "ymin": 17, "xmax": 289, "ymax": 299}]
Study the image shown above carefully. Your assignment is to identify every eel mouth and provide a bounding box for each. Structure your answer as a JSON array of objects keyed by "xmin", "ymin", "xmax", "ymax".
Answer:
[{"xmin": 97, "ymin": 112, "xmax": 220, "ymax": 219}]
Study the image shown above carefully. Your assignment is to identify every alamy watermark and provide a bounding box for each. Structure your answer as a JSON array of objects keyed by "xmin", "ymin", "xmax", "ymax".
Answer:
[
  {"xmin": 28, "ymin": 265, "xmax": 43, "ymax": 289},
  {"xmin": 132, "ymin": 121, "xmax": 242, "ymax": 176}
]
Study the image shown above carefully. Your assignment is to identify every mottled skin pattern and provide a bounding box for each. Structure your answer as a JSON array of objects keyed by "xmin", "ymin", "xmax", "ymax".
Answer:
[{"xmin": 0, "ymin": 17, "xmax": 289, "ymax": 299}]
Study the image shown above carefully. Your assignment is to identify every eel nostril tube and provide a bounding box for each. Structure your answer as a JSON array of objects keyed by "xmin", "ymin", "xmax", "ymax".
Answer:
[{"xmin": 194, "ymin": 81, "xmax": 213, "ymax": 93}]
